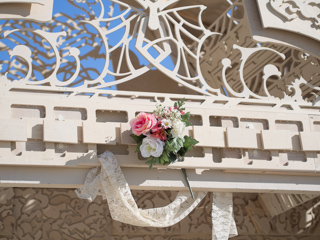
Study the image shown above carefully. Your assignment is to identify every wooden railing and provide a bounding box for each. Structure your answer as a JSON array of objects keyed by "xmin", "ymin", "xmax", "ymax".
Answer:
[{"xmin": 0, "ymin": 87, "xmax": 319, "ymax": 193}]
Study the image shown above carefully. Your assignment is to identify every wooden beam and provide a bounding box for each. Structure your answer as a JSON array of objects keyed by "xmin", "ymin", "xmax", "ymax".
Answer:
[{"xmin": 1, "ymin": 166, "xmax": 320, "ymax": 194}]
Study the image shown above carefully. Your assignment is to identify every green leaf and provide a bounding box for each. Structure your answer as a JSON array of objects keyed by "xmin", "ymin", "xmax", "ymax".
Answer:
[
  {"xmin": 183, "ymin": 136, "xmax": 199, "ymax": 149},
  {"xmin": 159, "ymin": 153, "xmax": 169, "ymax": 165},
  {"xmin": 130, "ymin": 134, "xmax": 146, "ymax": 153},
  {"xmin": 174, "ymin": 98, "xmax": 186, "ymax": 111},
  {"xmin": 177, "ymin": 136, "xmax": 198, "ymax": 158},
  {"xmin": 170, "ymin": 138, "xmax": 184, "ymax": 152},
  {"xmin": 130, "ymin": 134, "xmax": 145, "ymax": 143},
  {"xmin": 168, "ymin": 153, "xmax": 178, "ymax": 164},
  {"xmin": 179, "ymin": 98, "xmax": 185, "ymax": 106},
  {"xmin": 145, "ymin": 158, "xmax": 154, "ymax": 169},
  {"xmin": 181, "ymin": 112, "xmax": 191, "ymax": 122},
  {"xmin": 165, "ymin": 140, "xmax": 175, "ymax": 153},
  {"xmin": 177, "ymin": 147, "xmax": 187, "ymax": 157},
  {"xmin": 136, "ymin": 141, "xmax": 143, "ymax": 152},
  {"xmin": 146, "ymin": 157, "xmax": 159, "ymax": 169},
  {"xmin": 177, "ymin": 137, "xmax": 184, "ymax": 147}
]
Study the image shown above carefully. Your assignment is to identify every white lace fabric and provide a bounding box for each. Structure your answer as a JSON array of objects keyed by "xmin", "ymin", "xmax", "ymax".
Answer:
[
  {"xmin": 212, "ymin": 192, "xmax": 238, "ymax": 240},
  {"xmin": 76, "ymin": 151, "xmax": 237, "ymax": 239}
]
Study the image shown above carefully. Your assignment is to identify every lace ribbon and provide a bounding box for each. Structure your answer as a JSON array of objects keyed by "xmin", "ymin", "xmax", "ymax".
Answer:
[{"xmin": 76, "ymin": 151, "xmax": 237, "ymax": 239}]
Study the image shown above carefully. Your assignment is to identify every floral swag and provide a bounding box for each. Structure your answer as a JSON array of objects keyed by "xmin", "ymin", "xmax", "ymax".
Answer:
[{"xmin": 76, "ymin": 100, "xmax": 238, "ymax": 240}]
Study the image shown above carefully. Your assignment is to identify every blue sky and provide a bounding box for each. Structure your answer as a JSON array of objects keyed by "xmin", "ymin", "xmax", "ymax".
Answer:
[{"xmin": 0, "ymin": 0, "xmax": 174, "ymax": 90}]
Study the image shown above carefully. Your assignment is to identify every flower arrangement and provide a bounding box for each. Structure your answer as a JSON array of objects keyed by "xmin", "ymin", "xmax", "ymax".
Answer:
[{"xmin": 130, "ymin": 98, "xmax": 199, "ymax": 169}]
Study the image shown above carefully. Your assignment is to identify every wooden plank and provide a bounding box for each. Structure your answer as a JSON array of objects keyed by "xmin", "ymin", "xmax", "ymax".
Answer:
[
  {"xmin": 300, "ymin": 132, "xmax": 320, "ymax": 151},
  {"xmin": 226, "ymin": 128, "xmax": 258, "ymax": 149},
  {"xmin": 193, "ymin": 126, "xmax": 225, "ymax": 147},
  {"xmin": 83, "ymin": 122, "xmax": 116, "ymax": 144},
  {"xmin": 0, "ymin": 0, "xmax": 54, "ymax": 22},
  {"xmin": 0, "ymin": 119, "xmax": 27, "ymax": 142},
  {"xmin": 27, "ymin": 119, "xmax": 43, "ymax": 139},
  {"xmin": 43, "ymin": 120, "xmax": 78, "ymax": 144},
  {"xmin": 0, "ymin": 166, "xmax": 320, "ymax": 193},
  {"xmin": 120, "ymin": 123, "xmax": 136, "ymax": 145},
  {"xmin": 261, "ymin": 130, "xmax": 292, "ymax": 150}
]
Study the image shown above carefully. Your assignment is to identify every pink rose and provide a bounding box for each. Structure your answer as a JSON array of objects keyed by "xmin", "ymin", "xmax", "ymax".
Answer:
[{"xmin": 130, "ymin": 112, "xmax": 157, "ymax": 136}]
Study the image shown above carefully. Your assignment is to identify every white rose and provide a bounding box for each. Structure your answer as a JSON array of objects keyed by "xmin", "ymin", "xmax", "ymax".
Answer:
[
  {"xmin": 140, "ymin": 137, "xmax": 165, "ymax": 158},
  {"xmin": 171, "ymin": 120, "xmax": 186, "ymax": 138}
]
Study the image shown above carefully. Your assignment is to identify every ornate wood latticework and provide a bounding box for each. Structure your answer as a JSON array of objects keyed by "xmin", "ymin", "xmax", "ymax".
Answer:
[
  {"xmin": 1, "ymin": 0, "xmax": 320, "ymax": 100},
  {"xmin": 0, "ymin": 0, "xmax": 319, "ymax": 186},
  {"xmin": 0, "ymin": 0, "xmax": 320, "ymax": 239},
  {"xmin": 1, "ymin": 188, "xmax": 320, "ymax": 239}
]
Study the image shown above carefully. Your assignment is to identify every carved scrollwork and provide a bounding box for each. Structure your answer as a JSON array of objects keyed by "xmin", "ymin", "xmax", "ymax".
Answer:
[
  {"xmin": 0, "ymin": 0, "xmax": 320, "ymax": 103},
  {"xmin": 0, "ymin": 0, "xmax": 223, "ymax": 96},
  {"xmin": 270, "ymin": 0, "xmax": 320, "ymax": 28},
  {"xmin": 194, "ymin": 0, "xmax": 320, "ymax": 103},
  {"xmin": 257, "ymin": 0, "xmax": 320, "ymax": 46},
  {"xmin": 221, "ymin": 44, "xmax": 285, "ymax": 99}
]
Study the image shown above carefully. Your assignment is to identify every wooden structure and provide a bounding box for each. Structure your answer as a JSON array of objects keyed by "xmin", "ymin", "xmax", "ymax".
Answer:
[{"xmin": 0, "ymin": 0, "xmax": 320, "ymax": 239}]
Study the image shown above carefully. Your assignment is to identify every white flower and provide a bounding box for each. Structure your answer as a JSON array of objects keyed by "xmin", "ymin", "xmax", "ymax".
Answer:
[
  {"xmin": 169, "ymin": 109, "xmax": 181, "ymax": 121},
  {"xmin": 161, "ymin": 118, "xmax": 172, "ymax": 129},
  {"xmin": 173, "ymin": 109, "xmax": 181, "ymax": 117},
  {"xmin": 171, "ymin": 120, "xmax": 185, "ymax": 138},
  {"xmin": 140, "ymin": 137, "xmax": 165, "ymax": 158}
]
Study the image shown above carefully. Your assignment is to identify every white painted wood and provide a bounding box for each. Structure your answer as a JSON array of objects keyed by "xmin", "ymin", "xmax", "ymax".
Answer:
[
  {"xmin": 120, "ymin": 123, "xmax": 137, "ymax": 145},
  {"xmin": 0, "ymin": 165, "xmax": 319, "ymax": 193},
  {"xmin": 43, "ymin": 120, "xmax": 78, "ymax": 144},
  {"xmin": 0, "ymin": 118, "xmax": 27, "ymax": 142},
  {"xmin": 261, "ymin": 130, "xmax": 292, "ymax": 150},
  {"xmin": 256, "ymin": 0, "xmax": 320, "ymax": 43},
  {"xmin": 243, "ymin": 0, "xmax": 320, "ymax": 57},
  {"xmin": 226, "ymin": 128, "xmax": 258, "ymax": 149},
  {"xmin": 0, "ymin": 0, "xmax": 53, "ymax": 22},
  {"xmin": 193, "ymin": 126, "xmax": 225, "ymax": 148},
  {"xmin": 0, "ymin": 93, "xmax": 318, "ymax": 174},
  {"xmin": 300, "ymin": 132, "xmax": 320, "ymax": 151},
  {"xmin": 83, "ymin": 122, "xmax": 117, "ymax": 145},
  {"xmin": 0, "ymin": 0, "xmax": 44, "ymax": 4},
  {"xmin": 0, "ymin": 0, "xmax": 320, "ymax": 193},
  {"xmin": 26, "ymin": 119, "xmax": 43, "ymax": 140}
]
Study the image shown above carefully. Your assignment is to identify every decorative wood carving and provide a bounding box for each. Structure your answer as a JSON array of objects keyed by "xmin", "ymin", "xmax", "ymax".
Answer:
[
  {"xmin": 270, "ymin": 0, "xmax": 320, "ymax": 28},
  {"xmin": 257, "ymin": 0, "xmax": 320, "ymax": 42},
  {"xmin": 0, "ymin": 0, "xmax": 319, "ymax": 102},
  {"xmin": 259, "ymin": 193, "xmax": 320, "ymax": 218},
  {"xmin": 195, "ymin": 0, "xmax": 320, "ymax": 103},
  {"xmin": 0, "ymin": 188, "xmax": 14, "ymax": 237},
  {"xmin": 0, "ymin": 0, "xmax": 53, "ymax": 22},
  {"xmin": 0, "ymin": 0, "xmax": 223, "ymax": 96},
  {"xmin": 0, "ymin": 0, "xmax": 320, "ymax": 194},
  {"xmin": 0, "ymin": 92, "xmax": 320, "ymax": 179},
  {"xmin": 1, "ymin": 188, "xmax": 319, "ymax": 239}
]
